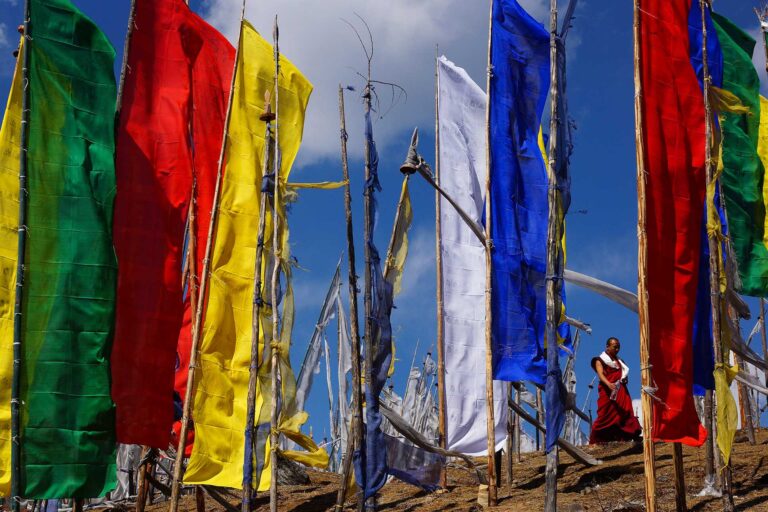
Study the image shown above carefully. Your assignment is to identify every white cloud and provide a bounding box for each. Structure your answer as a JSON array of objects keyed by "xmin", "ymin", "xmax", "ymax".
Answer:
[{"xmin": 201, "ymin": 0, "xmax": 565, "ymax": 164}]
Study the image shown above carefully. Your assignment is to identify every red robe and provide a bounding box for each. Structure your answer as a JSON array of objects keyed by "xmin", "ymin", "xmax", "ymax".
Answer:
[{"xmin": 590, "ymin": 356, "xmax": 642, "ymax": 444}]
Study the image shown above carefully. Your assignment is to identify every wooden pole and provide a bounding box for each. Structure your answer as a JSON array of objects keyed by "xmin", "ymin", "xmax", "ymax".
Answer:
[
  {"xmin": 115, "ymin": 0, "xmax": 137, "ymax": 116},
  {"xmin": 545, "ymin": 0, "xmax": 562, "ymax": 507},
  {"xmin": 168, "ymin": 5, "xmax": 247, "ymax": 512},
  {"xmin": 360, "ymin": 53, "xmax": 378, "ymax": 509},
  {"xmin": 756, "ymin": 8, "xmax": 768, "ymax": 74},
  {"xmin": 136, "ymin": 447, "xmax": 154, "ymax": 512},
  {"xmin": 513, "ymin": 386, "xmax": 521, "ymax": 463},
  {"xmin": 699, "ymin": 1, "xmax": 734, "ymax": 509},
  {"xmin": 334, "ymin": 86, "xmax": 365, "ymax": 512},
  {"xmin": 10, "ymin": 4, "xmax": 30, "ymax": 511},
  {"xmin": 268, "ymin": 16, "xmax": 282, "ymax": 512},
  {"xmin": 761, "ymin": 299, "xmax": 768, "ymax": 390},
  {"xmin": 672, "ymin": 443, "xmax": 687, "ymax": 512},
  {"xmin": 633, "ymin": 1, "xmax": 657, "ymax": 510},
  {"xmin": 535, "ymin": 389, "xmax": 543, "ymax": 451},
  {"xmin": 506, "ymin": 384, "xmax": 513, "ymax": 488},
  {"xmin": 195, "ymin": 486, "xmax": 205, "ymax": 512},
  {"xmin": 241, "ymin": 100, "xmax": 275, "ymax": 512},
  {"xmin": 483, "ymin": 0, "xmax": 498, "ymax": 505},
  {"xmin": 703, "ymin": 390, "xmax": 715, "ymax": 487},
  {"xmin": 434, "ymin": 45, "xmax": 449, "ymax": 492}
]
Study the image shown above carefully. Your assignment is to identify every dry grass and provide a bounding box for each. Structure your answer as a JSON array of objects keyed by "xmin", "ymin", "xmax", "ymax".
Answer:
[{"xmin": 141, "ymin": 430, "xmax": 768, "ymax": 511}]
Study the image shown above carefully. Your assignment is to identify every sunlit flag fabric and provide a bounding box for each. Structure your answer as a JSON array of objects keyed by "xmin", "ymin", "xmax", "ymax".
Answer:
[
  {"xmin": 689, "ymin": 4, "xmax": 724, "ymax": 398},
  {"xmin": 112, "ymin": 0, "xmax": 234, "ymax": 448},
  {"xmin": 714, "ymin": 14, "xmax": 768, "ymax": 297},
  {"xmin": 0, "ymin": 38, "xmax": 23, "ymax": 498},
  {"xmin": 712, "ymin": 12, "xmax": 763, "ymax": 464},
  {"xmin": 639, "ymin": 0, "xmax": 708, "ymax": 446},
  {"xmin": 14, "ymin": 0, "xmax": 119, "ymax": 497},
  {"xmin": 184, "ymin": 21, "xmax": 327, "ymax": 490},
  {"xmin": 436, "ymin": 55, "xmax": 508, "ymax": 456},
  {"xmin": 488, "ymin": 0, "xmax": 550, "ymax": 385}
]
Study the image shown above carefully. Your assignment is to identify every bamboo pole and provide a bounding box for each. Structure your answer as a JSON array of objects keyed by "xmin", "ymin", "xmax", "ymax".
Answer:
[
  {"xmin": 632, "ymin": 1, "xmax": 657, "ymax": 510},
  {"xmin": 241, "ymin": 101, "xmax": 275, "ymax": 512},
  {"xmin": 756, "ymin": 8, "xmax": 768, "ymax": 74},
  {"xmin": 703, "ymin": 391, "xmax": 715, "ymax": 488},
  {"xmin": 544, "ymin": 0, "xmax": 562, "ymax": 507},
  {"xmin": 268, "ymin": 16, "xmax": 282, "ymax": 512},
  {"xmin": 195, "ymin": 487, "xmax": 205, "ymax": 512},
  {"xmin": 483, "ymin": 0, "xmax": 498, "ymax": 505},
  {"xmin": 535, "ymin": 389, "xmax": 543, "ymax": 451},
  {"xmin": 506, "ymin": 384, "xmax": 513, "ymax": 488},
  {"xmin": 672, "ymin": 443, "xmax": 687, "ymax": 512},
  {"xmin": 168, "ymin": 4, "xmax": 247, "ymax": 511},
  {"xmin": 136, "ymin": 447, "xmax": 153, "ymax": 512},
  {"xmin": 334, "ymin": 85, "xmax": 365, "ymax": 512},
  {"xmin": 699, "ymin": 1, "xmax": 734, "ymax": 509},
  {"xmin": 115, "ymin": 0, "xmax": 137, "ymax": 116},
  {"xmin": 361, "ymin": 60, "xmax": 378, "ymax": 510},
  {"xmin": 434, "ymin": 45, "xmax": 449, "ymax": 491},
  {"xmin": 761, "ymin": 299, "xmax": 767, "ymax": 391},
  {"xmin": 10, "ymin": 3, "xmax": 30, "ymax": 511},
  {"xmin": 513, "ymin": 386, "xmax": 521, "ymax": 463}
]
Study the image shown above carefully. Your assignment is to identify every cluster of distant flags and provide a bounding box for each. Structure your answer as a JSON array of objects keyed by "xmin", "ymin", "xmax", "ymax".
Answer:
[{"xmin": 0, "ymin": 0, "xmax": 766, "ymax": 510}]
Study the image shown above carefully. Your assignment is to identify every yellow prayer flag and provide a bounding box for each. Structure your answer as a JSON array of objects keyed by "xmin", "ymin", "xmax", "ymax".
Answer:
[
  {"xmin": 0, "ymin": 40, "xmax": 23, "ymax": 497},
  {"xmin": 184, "ymin": 21, "xmax": 327, "ymax": 489},
  {"xmin": 757, "ymin": 96, "xmax": 768, "ymax": 252}
]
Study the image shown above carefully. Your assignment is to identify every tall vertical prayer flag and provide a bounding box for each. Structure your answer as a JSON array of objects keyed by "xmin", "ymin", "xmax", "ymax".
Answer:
[
  {"xmin": 437, "ymin": 55, "xmax": 508, "ymax": 456},
  {"xmin": 112, "ymin": 0, "xmax": 234, "ymax": 448},
  {"xmin": 712, "ymin": 12, "xmax": 764, "ymax": 464},
  {"xmin": 639, "ymin": 0, "xmax": 708, "ymax": 446},
  {"xmin": 689, "ymin": 3, "xmax": 724, "ymax": 397},
  {"xmin": 0, "ymin": 38, "xmax": 23, "ymax": 498},
  {"xmin": 714, "ymin": 15, "xmax": 768, "ymax": 297},
  {"xmin": 488, "ymin": 0, "xmax": 550, "ymax": 385},
  {"xmin": 20, "ymin": 0, "xmax": 119, "ymax": 497},
  {"xmin": 353, "ymin": 89, "xmax": 396, "ymax": 500},
  {"xmin": 184, "ymin": 22, "xmax": 326, "ymax": 490}
]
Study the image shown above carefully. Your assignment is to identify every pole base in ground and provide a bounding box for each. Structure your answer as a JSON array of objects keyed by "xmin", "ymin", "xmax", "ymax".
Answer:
[{"xmin": 696, "ymin": 475, "xmax": 721, "ymax": 498}]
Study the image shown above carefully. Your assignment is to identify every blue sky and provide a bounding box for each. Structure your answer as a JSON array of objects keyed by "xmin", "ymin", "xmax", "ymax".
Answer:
[{"xmin": 0, "ymin": 0, "xmax": 765, "ymax": 444}]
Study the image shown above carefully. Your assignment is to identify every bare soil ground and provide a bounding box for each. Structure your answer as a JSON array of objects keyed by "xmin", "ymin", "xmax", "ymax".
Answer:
[{"xmin": 142, "ymin": 429, "xmax": 768, "ymax": 511}]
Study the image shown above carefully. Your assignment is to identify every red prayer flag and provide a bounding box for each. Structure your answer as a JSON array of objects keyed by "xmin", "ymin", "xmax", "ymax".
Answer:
[
  {"xmin": 639, "ymin": 0, "xmax": 708, "ymax": 446},
  {"xmin": 112, "ymin": 0, "xmax": 234, "ymax": 448}
]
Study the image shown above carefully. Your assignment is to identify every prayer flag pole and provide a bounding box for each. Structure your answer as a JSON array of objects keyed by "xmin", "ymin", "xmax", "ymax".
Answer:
[
  {"xmin": 483, "ymin": 0, "xmax": 498, "ymax": 504},
  {"xmin": 762, "ymin": 299, "xmax": 768, "ymax": 390},
  {"xmin": 755, "ymin": 6, "xmax": 768, "ymax": 74},
  {"xmin": 545, "ymin": 4, "xmax": 563, "ymax": 509},
  {"xmin": 242, "ymin": 90, "xmax": 276, "ymax": 512},
  {"xmin": 433, "ymin": 45, "xmax": 449, "ymax": 491},
  {"xmin": 334, "ymin": 85, "xmax": 365, "ymax": 512},
  {"xmin": 168, "ymin": 3, "xmax": 247, "ymax": 511},
  {"xmin": 10, "ymin": 2, "xmax": 30, "ymax": 511},
  {"xmin": 268, "ymin": 16, "xmax": 282, "ymax": 512},
  {"xmin": 632, "ymin": 1, "xmax": 657, "ymax": 510},
  {"xmin": 361, "ymin": 58, "xmax": 378, "ymax": 511},
  {"xmin": 698, "ymin": 1, "xmax": 734, "ymax": 509}
]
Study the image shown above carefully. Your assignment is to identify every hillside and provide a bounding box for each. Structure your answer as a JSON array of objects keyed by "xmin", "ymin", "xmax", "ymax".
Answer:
[{"xmin": 147, "ymin": 430, "xmax": 768, "ymax": 511}]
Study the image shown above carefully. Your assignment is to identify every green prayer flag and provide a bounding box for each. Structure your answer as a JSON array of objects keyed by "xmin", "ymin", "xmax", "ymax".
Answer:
[
  {"xmin": 714, "ymin": 13, "xmax": 768, "ymax": 297},
  {"xmin": 20, "ymin": 0, "xmax": 117, "ymax": 498}
]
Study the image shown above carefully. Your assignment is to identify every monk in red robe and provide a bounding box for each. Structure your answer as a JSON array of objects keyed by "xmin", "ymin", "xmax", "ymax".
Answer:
[{"xmin": 590, "ymin": 337, "xmax": 642, "ymax": 444}]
